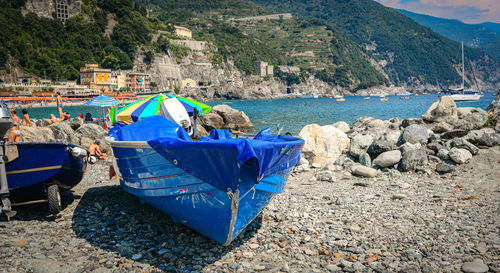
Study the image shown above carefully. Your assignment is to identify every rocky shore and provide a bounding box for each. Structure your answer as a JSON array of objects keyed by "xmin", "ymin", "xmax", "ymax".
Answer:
[{"xmin": 1, "ymin": 95, "xmax": 499, "ymax": 273}]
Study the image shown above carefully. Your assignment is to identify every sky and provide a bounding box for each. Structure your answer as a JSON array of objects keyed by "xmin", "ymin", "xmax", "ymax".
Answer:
[{"xmin": 375, "ymin": 0, "xmax": 500, "ymax": 24}]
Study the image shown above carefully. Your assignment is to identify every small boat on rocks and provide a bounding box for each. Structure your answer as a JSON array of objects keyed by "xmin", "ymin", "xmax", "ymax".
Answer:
[{"xmin": 107, "ymin": 116, "xmax": 304, "ymax": 245}]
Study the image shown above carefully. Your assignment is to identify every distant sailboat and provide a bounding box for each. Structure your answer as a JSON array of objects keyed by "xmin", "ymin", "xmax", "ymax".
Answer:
[{"xmin": 445, "ymin": 41, "xmax": 482, "ymax": 102}]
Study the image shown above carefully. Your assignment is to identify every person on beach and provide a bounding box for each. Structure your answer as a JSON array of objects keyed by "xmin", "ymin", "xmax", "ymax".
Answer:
[
  {"xmin": 8, "ymin": 109, "xmax": 21, "ymax": 142},
  {"xmin": 44, "ymin": 113, "xmax": 71, "ymax": 125},
  {"xmin": 89, "ymin": 140, "xmax": 108, "ymax": 160},
  {"xmin": 21, "ymin": 109, "xmax": 33, "ymax": 127},
  {"xmin": 56, "ymin": 92, "xmax": 63, "ymax": 119}
]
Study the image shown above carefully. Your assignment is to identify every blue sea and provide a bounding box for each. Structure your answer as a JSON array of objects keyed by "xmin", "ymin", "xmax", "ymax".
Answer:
[{"xmin": 19, "ymin": 93, "xmax": 497, "ymax": 135}]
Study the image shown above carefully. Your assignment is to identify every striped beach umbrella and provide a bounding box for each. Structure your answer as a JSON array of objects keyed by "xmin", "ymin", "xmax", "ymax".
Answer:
[
  {"xmin": 84, "ymin": 95, "xmax": 118, "ymax": 107},
  {"xmin": 111, "ymin": 94, "xmax": 211, "ymax": 124}
]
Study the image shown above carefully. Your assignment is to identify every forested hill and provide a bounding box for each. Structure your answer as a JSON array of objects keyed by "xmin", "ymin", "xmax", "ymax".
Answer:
[
  {"xmin": 396, "ymin": 9, "xmax": 500, "ymax": 62},
  {"xmin": 0, "ymin": 0, "xmax": 151, "ymax": 80},
  {"xmin": 251, "ymin": 0, "xmax": 500, "ymax": 88}
]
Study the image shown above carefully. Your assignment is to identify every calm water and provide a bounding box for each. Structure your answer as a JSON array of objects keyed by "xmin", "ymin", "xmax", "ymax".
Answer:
[{"xmin": 19, "ymin": 93, "xmax": 497, "ymax": 135}]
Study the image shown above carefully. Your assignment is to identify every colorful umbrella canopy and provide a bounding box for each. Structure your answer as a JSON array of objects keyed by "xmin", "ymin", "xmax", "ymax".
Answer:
[
  {"xmin": 111, "ymin": 94, "xmax": 211, "ymax": 124},
  {"xmin": 85, "ymin": 95, "xmax": 118, "ymax": 107}
]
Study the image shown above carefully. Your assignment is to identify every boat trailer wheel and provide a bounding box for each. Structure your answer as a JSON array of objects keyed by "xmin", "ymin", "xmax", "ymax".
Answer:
[{"xmin": 47, "ymin": 184, "xmax": 62, "ymax": 215}]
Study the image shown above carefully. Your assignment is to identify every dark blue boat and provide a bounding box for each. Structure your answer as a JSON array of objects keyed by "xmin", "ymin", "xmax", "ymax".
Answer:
[
  {"xmin": 107, "ymin": 116, "xmax": 304, "ymax": 245},
  {"xmin": 6, "ymin": 143, "xmax": 88, "ymax": 212}
]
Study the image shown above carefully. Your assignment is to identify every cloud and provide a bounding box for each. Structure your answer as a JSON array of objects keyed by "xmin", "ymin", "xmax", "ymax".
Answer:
[{"xmin": 376, "ymin": 0, "xmax": 500, "ymax": 24}]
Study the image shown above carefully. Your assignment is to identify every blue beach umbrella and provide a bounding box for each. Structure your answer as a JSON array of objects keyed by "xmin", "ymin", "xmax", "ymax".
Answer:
[{"xmin": 85, "ymin": 96, "xmax": 119, "ymax": 107}]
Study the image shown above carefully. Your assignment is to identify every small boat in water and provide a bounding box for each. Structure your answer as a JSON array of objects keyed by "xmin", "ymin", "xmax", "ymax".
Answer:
[
  {"xmin": 444, "ymin": 41, "xmax": 482, "ymax": 102},
  {"xmin": 107, "ymin": 116, "xmax": 304, "ymax": 245},
  {"xmin": 380, "ymin": 97, "xmax": 389, "ymax": 101},
  {"xmin": 336, "ymin": 96, "xmax": 345, "ymax": 102}
]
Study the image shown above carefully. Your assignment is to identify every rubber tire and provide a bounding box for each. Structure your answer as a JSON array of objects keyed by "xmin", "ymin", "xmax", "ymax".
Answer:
[{"xmin": 47, "ymin": 184, "xmax": 62, "ymax": 215}]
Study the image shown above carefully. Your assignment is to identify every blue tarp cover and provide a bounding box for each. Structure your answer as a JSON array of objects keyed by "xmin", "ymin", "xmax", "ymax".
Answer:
[
  {"xmin": 110, "ymin": 116, "xmax": 304, "ymax": 192},
  {"xmin": 109, "ymin": 116, "xmax": 191, "ymax": 141}
]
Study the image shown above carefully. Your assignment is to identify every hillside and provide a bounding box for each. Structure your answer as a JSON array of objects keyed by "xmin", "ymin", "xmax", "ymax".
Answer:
[
  {"xmin": 396, "ymin": 9, "xmax": 500, "ymax": 62},
  {"xmin": 139, "ymin": 0, "xmax": 388, "ymax": 90},
  {"xmin": 251, "ymin": 0, "xmax": 500, "ymax": 89},
  {"xmin": 0, "ymin": 0, "xmax": 150, "ymax": 80}
]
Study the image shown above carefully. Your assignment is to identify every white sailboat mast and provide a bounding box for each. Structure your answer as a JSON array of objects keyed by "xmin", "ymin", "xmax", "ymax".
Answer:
[{"xmin": 461, "ymin": 40, "xmax": 465, "ymax": 90}]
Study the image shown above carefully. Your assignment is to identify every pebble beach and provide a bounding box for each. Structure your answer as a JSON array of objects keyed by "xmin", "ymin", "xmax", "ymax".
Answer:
[{"xmin": 1, "ymin": 145, "xmax": 499, "ymax": 273}]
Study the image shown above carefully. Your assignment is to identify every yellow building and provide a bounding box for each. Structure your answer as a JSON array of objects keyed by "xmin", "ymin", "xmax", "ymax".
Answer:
[
  {"xmin": 80, "ymin": 64, "xmax": 112, "ymax": 92},
  {"xmin": 174, "ymin": 26, "xmax": 192, "ymax": 39}
]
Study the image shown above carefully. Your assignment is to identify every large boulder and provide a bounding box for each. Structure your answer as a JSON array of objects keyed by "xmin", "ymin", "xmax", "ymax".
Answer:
[
  {"xmin": 402, "ymin": 124, "xmax": 429, "ymax": 144},
  {"xmin": 449, "ymin": 147, "xmax": 472, "ymax": 164},
  {"xmin": 399, "ymin": 148, "xmax": 427, "ymax": 172},
  {"xmin": 349, "ymin": 134, "xmax": 373, "ymax": 158},
  {"xmin": 20, "ymin": 127, "xmax": 55, "ymax": 143},
  {"xmin": 75, "ymin": 123, "xmax": 107, "ymax": 140},
  {"xmin": 331, "ymin": 121, "xmax": 350, "ymax": 133},
  {"xmin": 430, "ymin": 122, "xmax": 454, "ymax": 133},
  {"xmin": 455, "ymin": 107, "xmax": 488, "ymax": 131},
  {"xmin": 372, "ymin": 150, "xmax": 402, "ymax": 168},
  {"xmin": 49, "ymin": 123, "xmax": 79, "ymax": 144},
  {"xmin": 421, "ymin": 96, "xmax": 458, "ymax": 125},
  {"xmin": 212, "ymin": 105, "xmax": 253, "ymax": 131},
  {"xmin": 198, "ymin": 112, "xmax": 224, "ymax": 131},
  {"xmin": 402, "ymin": 118, "xmax": 424, "ymax": 128},
  {"xmin": 298, "ymin": 124, "xmax": 350, "ymax": 167},
  {"xmin": 69, "ymin": 116, "xmax": 84, "ymax": 130},
  {"xmin": 358, "ymin": 152, "xmax": 372, "ymax": 167}
]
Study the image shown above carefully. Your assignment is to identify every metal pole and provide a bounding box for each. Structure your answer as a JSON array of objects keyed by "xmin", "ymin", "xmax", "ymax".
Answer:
[{"xmin": 462, "ymin": 41, "xmax": 465, "ymax": 90}]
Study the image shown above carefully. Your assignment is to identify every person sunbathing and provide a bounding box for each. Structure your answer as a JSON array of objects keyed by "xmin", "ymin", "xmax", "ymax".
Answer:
[
  {"xmin": 8, "ymin": 109, "xmax": 21, "ymax": 142},
  {"xmin": 21, "ymin": 109, "xmax": 33, "ymax": 127},
  {"xmin": 89, "ymin": 140, "xmax": 108, "ymax": 160},
  {"xmin": 44, "ymin": 113, "xmax": 71, "ymax": 124}
]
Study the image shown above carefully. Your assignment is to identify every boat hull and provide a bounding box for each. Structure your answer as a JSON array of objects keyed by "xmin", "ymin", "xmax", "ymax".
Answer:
[
  {"xmin": 449, "ymin": 94, "xmax": 482, "ymax": 101},
  {"xmin": 110, "ymin": 141, "xmax": 291, "ymax": 245},
  {"xmin": 6, "ymin": 143, "xmax": 87, "ymax": 203}
]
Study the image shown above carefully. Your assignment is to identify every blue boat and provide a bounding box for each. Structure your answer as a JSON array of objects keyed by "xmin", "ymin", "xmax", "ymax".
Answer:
[
  {"xmin": 5, "ymin": 142, "xmax": 89, "ymax": 214},
  {"xmin": 107, "ymin": 116, "xmax": 304, "ymax": 245}
]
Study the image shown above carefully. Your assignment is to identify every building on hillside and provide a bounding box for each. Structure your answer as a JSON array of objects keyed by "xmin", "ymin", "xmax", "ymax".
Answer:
[
  {"xmin": 254, "ymin": 61, "xmax": 274, "ymax": 77},
  {"xmin": 23, "ymin": 0, "xmax": 82, "ymax": 23},
  {"xmin": 127, "ymin": 73, "xmax": 151, "ymax": 91},
  {"xmin": 174, "ymin": 26, "xmax": 192, "ymax": 39},
  {"xmin": 111, "ymin": 71, "xmax": 128, "ymax": 90},
  {"xmin": 80, "ymin": 64, "xmax": 112, "ymax": 92}
]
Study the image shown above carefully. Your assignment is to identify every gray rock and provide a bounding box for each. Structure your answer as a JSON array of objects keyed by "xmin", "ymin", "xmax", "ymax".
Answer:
[
  {"xmin": 392, "ymin": 193, "xmax": 407, "ymax": 200},
  {"xmin": 26, "ymin": 259, "xmax": 78, "ymax": 273},
  {"xmin": 212, "ymin": 104, "xmax": 253, "ymax": 131},
  {"xmin": 69, "ymin": 116, "xmax": 84, "ymax": 130},
  {"xmin": 441, "ymin": 129, "xmax": 468, "ymax": 139},
  {"xmin": 49, "ymin": 123, "xmax": 79, "ymax": 144},
  {"xmin": 449, "ymin": 148, "xmax": 472, "ymax": 164},
  {"xmin": 402, "ymin": 118, "xmax": 424, "ymax": 128},
  {"xmin": 402, "ymin": 124, "xmax": 429, "ymax": 144},
  {"xmin": 351, "ymin": 165, "xmax": 377, "ymax": 178},
  {"xmin": 20, "ymin": 126, "xmax": 56, "ymax": 143},
  {"xmin": 198, "ymin": 112, "xmax": 224, "ymax": 131},
  {"xmin": 372, "ymin": 150, "xmax": 401, "ymax": 168},
  {"xmin": 358, "ymin": 152, "xmax": 372, "ymax": 167},
  {"xmin": 388, "ymin": 117, "xmax": 403, "ymax": 129},
  {"xmin": 461, "ymin": 259, "xmax": 489, "ymax": 273},
  {"xmin": 476, "ymin": 133, "xmax": 500, "ymax": 147},
  {"xmin": 421, "ymin": 96, "xmax": 458, "ymax": 125},
  {"xmin": 400, "ymin": 148, "xmax": 427, "ymax": 171},
  {"xmin": 435, "ymin": 162, "xmax": 454, "ymax": 174},
  {"xmin": 75, "ymin": 123, "xmax": 107, "ymax": 140},
  {"xmin": 437, "ymin": 148, "xmax": 450, "ymax": 160},
  {"xmin": 315, "ymin": 171, "xmax": 336, "ymax": 182},
  {"xmin": 349, "ymin": 134, "xmax": 373, "ymax": 158},
  {"xmin": 427, "ymin": 141, "xmax": 445, "ymax": 152},
  {"xmin": 399, "ymin": 142, "xmax": 422, "ymax": 153},
  {"xmin": 431, "ymin": 122, "xmax": 454, "ymax": 133},
  {"xmin": 450, "ymin": 138, "xmax": 479, "ymax": 155},
  {"xmin": 367, "ymin": 139, "xmax": 393, "ymax": 158},
  {"xmin": 331, "ymin": 121, "xmax": 350, "ymax": 133},
  {"xmin": 456, "ymin": 107, "xmax": 488, "ymax": 131}
]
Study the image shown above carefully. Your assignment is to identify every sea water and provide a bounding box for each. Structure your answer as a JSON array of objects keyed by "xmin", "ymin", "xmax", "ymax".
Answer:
[{"xmin": 19, "ymin": 93, "xmax": 497, "ymax": 135}]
